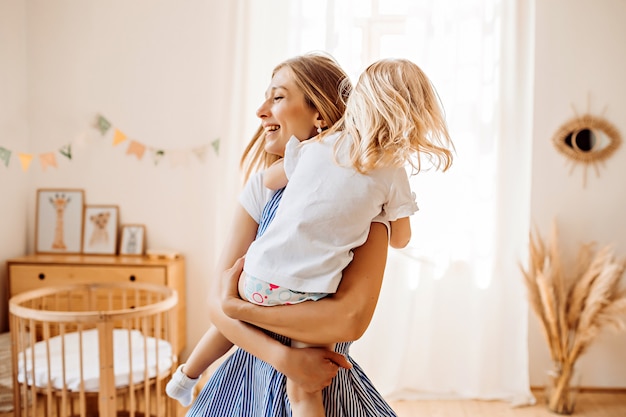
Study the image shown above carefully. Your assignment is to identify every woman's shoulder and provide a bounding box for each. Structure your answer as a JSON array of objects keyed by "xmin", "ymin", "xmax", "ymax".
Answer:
[{"xmin": 240, "ymin": 171, "xmax": 273, "ymax": 222}]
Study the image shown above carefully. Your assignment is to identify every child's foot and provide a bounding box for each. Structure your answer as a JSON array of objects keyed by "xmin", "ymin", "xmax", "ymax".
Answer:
[{"xmin": 166, "ymin": 364, "xmax": 200, "ymax": 406}]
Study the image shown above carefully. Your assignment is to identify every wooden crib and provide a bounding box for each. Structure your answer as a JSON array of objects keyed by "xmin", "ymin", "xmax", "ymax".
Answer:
[{"xmin": 9, "ymin": 282, "xmax": 178, "ymax": 417}]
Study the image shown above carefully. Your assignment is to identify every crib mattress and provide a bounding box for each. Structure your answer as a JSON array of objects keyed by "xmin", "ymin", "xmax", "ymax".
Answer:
[{"xmin": 17, "ymin": 328, "xmax": 173, "ymax": 392}]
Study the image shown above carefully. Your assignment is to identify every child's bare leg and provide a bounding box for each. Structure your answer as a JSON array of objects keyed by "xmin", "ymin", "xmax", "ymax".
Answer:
[
  {"xmin": 287, "ymin": 340, "xmax": 335, "ymax": 417},
  {"xmin": 184, "ymin": 326, "xmax": 234, "ymax": 376},
  {"xmin": 166, "ymin": 326, "xmax": 233, "ymax": 406}
]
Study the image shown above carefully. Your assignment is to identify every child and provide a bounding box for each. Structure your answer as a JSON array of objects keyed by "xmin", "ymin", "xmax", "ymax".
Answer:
[{"xmin": 167, "ymin": 58, "xmax": 453, "ymax": 417}]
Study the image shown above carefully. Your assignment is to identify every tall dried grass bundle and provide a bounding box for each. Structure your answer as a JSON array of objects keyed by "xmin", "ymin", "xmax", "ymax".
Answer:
[{"xmin": 520, "ymin": 222, "xmax": 626, "ymax": 414}]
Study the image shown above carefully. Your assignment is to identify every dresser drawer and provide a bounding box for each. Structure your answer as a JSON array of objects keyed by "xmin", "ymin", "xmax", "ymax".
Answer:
[{"xmin": 9, "ymin": 264, "xmax": 167, "ymax": 296}]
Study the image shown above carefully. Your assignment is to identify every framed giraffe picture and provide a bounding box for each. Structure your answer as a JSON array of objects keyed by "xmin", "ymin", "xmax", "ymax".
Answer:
[
  {"xmin": 35, "ymin": 189, "xmax": 85, "ymax": 254},
  {"xmin": 119, "ymin": 224, "xmax": 146, "ymax": 256}
]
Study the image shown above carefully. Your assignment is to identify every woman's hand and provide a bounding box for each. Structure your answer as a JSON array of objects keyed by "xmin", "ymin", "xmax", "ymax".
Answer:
[
  {"xmin": 276, "ymin": 346, "xmax": 352, "ymax": 393},
  {"xmin": 221, "ymin": 256, "xmax": 247, "ymax": 318}
]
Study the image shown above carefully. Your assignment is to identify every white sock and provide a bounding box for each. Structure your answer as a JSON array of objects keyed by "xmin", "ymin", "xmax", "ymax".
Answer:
[{"xmin": 166, "ymin": 364, "xmax": 200, "ymax": 407}]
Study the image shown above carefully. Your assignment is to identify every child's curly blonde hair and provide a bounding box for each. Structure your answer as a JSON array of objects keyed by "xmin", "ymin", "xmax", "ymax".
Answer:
[{"xmin": 328, "ymin": 58, "xmax": 454, "ymax": 174}]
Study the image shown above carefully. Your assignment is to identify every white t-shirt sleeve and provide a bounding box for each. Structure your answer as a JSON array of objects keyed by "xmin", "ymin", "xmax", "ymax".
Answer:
[
  {"xmin": 283, "ymin": 136, "xmax": 303, "ymax": 180},
  {"xmin": 382, "ymin": 168, "xmax": 419, "ymax": 221},
  {"xmin": 238, "ymin": 171, "xmax": 270, "ymax": 223}
]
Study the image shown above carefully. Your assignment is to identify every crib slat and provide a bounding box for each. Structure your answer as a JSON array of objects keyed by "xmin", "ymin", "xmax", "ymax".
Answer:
[
  {"xmin": 28, "ymin": 318, "xmax": 37, "ymax": 417},
  {"xmin": 58, "ymin": 323, "xmax": 69, "ymax": 417},
  {"xmin": 142, "ymin": 316, "xmax": 150, "ymax": 416},
  {"xmin": 77, "ymin": 324, "xmax": 86, "ymax": 417},
  {"xmin": 10, "ymin": 314, "xmax": 22, "ymax": 416},
  {"xmin": 43, "ymin": 322, "xmax": 53, "ymax": 417},
  {"xmin": 97, "ymin": 320, "xmax": 116, "ymax": 417}
]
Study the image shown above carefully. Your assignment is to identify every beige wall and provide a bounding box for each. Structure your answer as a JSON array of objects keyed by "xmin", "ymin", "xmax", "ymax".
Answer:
[
  {"xmin": 1, "ymin": 0, "xmax": 625, "ymax": 389},
  {"xmin": 0, "ymin": 1, "xmax": 29, "ymax": 329},
  {"xmin": 530, "ymin": 0, "xmax": 626, "ymax": 387},
  {"xmin": 0, "ymin": 0, "xmax": 290, "ymax": 359}
]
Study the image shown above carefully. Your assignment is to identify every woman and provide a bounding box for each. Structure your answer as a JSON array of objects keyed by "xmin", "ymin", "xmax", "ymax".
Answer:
[{"xmin": 186, "ymin": 52, "xmax": 396, "ymax": 417}]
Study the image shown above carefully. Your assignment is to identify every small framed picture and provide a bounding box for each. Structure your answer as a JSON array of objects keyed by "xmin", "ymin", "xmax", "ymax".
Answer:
[
  {"xmin": 82, "ymin": 205, "xmax": 119, "ymax": 255},
  {"xmin": 119, "ymin": 224, "xmax": 146, "ymax": 256},
  {"xmin": 35, "ymin": 189, "xmax": 85, "ymax": 254}
]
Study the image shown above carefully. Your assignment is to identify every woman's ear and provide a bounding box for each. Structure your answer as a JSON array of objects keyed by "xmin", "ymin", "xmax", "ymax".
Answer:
[{"xmin": 316, "ymin": 114, "xmax": 328, "ymax": 129}]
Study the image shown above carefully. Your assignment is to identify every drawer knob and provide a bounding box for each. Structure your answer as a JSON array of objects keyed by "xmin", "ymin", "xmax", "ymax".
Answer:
[
  {"xmin": 129, "ymin": 275, "xmax": 136, "ymax": 281},
  {"xmin": 38, "ymin": 273, "xmax": 45, "ymax": 280}
]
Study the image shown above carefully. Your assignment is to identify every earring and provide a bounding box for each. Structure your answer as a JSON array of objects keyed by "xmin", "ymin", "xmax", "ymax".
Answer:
[{"xmin": 317, "ymin": 126, "xmax": 323, "ymax": 134}]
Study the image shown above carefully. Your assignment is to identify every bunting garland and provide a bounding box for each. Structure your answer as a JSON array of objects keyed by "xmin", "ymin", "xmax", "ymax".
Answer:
[
  {"xmin": 39, "ymin": 152, "xmax": 58, "ymax": 170},
  {"xmin": 0, "ymin": 113, "xmax": 220, "ymax": 172},
  {"xmin": 0, "ymin": 147, "xmax": 10, "ymax": 167},
  {"xmin": 112, "ymin": 128, "xmax": 128, "ymax": 146},
  {"xmin": 59, "ymin": 144, "xmax": 72, "ymax": 160},
  {"xmin": 18, "ymin": 154, "xmax": 33, "ymax": 171},
  {"xmin": 126, "ymin": 140, "xmax": 146, "ymax": 159}
]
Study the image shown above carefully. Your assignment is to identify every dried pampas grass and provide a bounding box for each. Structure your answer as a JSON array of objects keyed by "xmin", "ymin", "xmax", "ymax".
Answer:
[{"xmin": 520, "ymin": 222, "xmax": 626, "ymax": 414}]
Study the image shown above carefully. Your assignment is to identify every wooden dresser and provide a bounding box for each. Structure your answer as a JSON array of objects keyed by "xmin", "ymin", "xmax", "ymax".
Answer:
[{"xmin": 6, "ymin": 253, "xmax": 186, "ymax": 355}]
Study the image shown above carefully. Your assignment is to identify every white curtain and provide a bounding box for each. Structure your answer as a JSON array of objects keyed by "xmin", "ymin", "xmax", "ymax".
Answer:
[
  {"xmin": 288, "ymin": 0, "xmax": 535, "ymax": 405},
  {"xmin": 214, "ymin": 0, "xmax": 293, "ymax": 247}
]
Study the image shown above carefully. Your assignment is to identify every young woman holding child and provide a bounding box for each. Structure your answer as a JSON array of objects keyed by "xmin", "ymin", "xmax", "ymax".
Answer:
[{"xmin": 167, "ymin": 52, "xmax": 453, "ymax": 417}]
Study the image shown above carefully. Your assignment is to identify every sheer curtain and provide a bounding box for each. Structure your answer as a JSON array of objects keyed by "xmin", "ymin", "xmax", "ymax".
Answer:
[
  {"xmin": 214, "ymin": 0, "xmax": 292, "ymax": 245},
  {"xmin": 289, "ymin": 0, "xmax": 535, "ymax": 405}
]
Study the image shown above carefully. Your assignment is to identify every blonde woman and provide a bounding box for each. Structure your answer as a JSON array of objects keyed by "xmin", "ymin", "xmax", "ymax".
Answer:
[
  {"xmin": 224, "ymin": 58, "xmax": 453, "ymax": 416},
  {"xmin": 168, "ymin": 54, "xmax": 452, "ymax": 417}
]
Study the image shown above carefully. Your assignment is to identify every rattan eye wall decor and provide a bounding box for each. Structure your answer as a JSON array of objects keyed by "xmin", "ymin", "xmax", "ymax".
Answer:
[{"xmin": 552, "ymin": 105, "xmax": 622, "ymax": 187}]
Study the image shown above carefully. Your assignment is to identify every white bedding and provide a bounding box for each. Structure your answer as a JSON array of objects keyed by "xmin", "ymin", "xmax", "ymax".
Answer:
[{"xmin": 17, "ymin": 328, "xmax": 173, "ymax": 392}]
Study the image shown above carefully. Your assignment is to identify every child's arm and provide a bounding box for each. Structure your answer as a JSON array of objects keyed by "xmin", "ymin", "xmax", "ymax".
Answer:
[
  {"xmin": 263, "ymin": 159, "xmax": 288, "ymax": 190},
  {"xmin": 389, "ymin": 216, "xmax": 411, "ymax": 249}
]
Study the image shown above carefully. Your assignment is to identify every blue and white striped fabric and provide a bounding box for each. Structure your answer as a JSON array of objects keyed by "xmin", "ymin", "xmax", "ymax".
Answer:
[
  {"xmin": 187, "ymin": 188, "xmax": 397, "ymax": 416},
  {"xmin": 256, "ymin": 187, "xmax": 284, "ymax": 238},
  {"xmin": 187, "ymin": 335, "xmax": 397, "ymax": 417}
]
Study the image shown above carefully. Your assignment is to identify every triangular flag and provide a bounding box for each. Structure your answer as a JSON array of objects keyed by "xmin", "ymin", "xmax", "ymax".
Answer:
[
  {"xmin": 151, "ymin": 149, "xmax": 165, "ymax": 165},
  {"xmin": 169, "ymin": 150, "xmax": 189, "ymax": 168},
  {"xmin": 40, "ymin": 152, "xmax": 58, "ymax": 170},
  {"xmin": 0, "ymin": 147, "xmax": 11, "ymax": 167},
  {"xmin": 18, "ymin": 153, "xmax": 33, "ymax": 171},
  {"xmin": 112, "ymin": 129, "xmax": 127, "ymax": 146},
  {"xmin": 59, "ymin": 144, "xmax": 72, "ymax": 160},
  {"xmin": 126, "ymin": 140, "xmax": 146, "ymax": 160},
  {"xmin": 192, "ymin": 144, "xmax": 209, "ymax": 163},
  {"xmin": 95, "ymin": 114, "xmax": 111, "ymax": 135},
  {"xmin": 211, "ymin": 138, "xmax": 220, "ymax": 155}
]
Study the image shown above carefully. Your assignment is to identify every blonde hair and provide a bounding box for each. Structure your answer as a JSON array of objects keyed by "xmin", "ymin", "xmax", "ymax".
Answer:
[
  {"xmin": 240, "ymin": 52, "xmax": 351, "ymax": 181},
  {"xmin": 328, "ymin": 58, "xmax": 454, "ymax": 174}
]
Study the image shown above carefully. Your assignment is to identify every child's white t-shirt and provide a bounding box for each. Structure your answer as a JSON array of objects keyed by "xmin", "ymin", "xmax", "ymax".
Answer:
[{"xmin": 243, "ymin": 132, "xmax": 418, "ymax": 294}]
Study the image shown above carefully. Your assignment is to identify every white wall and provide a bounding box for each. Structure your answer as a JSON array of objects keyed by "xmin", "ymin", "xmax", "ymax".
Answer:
[
  {"xmin": 0, "ymin": 1, "xmax": 29, "ymax": 330},
  {"xmin": 0, "ymin": 0, "xmax": 291, "ymax": 359},
  {"xmin": 0, "ymin": 0, "xmax": 242, "ymax": 354},
  {"xmin": 530, "ymin": 0, "xmax": 626, "ymax": 387}
]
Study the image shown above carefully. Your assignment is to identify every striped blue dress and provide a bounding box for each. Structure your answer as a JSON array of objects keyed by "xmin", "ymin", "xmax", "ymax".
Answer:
[{"xmin": 187, "ymin": 188, "xmax": 397, "ymax": 417}]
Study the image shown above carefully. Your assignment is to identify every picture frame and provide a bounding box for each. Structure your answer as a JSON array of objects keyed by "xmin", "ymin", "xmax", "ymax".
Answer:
[
  {"xmin": 35, "ymin": 189, "xmax": 85, "ymax": 254},
  {"xmin": 119, "ymin": 224, "xmax": 146, "ymax": 256},
  {"xmin": 82, "ymin": 205, "xmax": 119, "ymax": 255}
]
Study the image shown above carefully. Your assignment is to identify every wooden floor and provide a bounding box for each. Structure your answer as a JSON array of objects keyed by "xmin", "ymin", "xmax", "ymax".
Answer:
[
  {"xmin": 389, "ymin": 390, "xmax": 626, "ymax": 417},
  {"xmin": 2, "ymin": 390, "xmax": 625, "ymax": 417}
]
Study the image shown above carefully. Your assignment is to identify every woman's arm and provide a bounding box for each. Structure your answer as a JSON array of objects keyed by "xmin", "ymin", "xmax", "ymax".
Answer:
[
  {"xmin": 222, "ymin": 222, "xmax": 389, "ymax": 345},
  {"xmin": 206, "ymin": 205, "xmax": 351, "ymax": 391}
]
